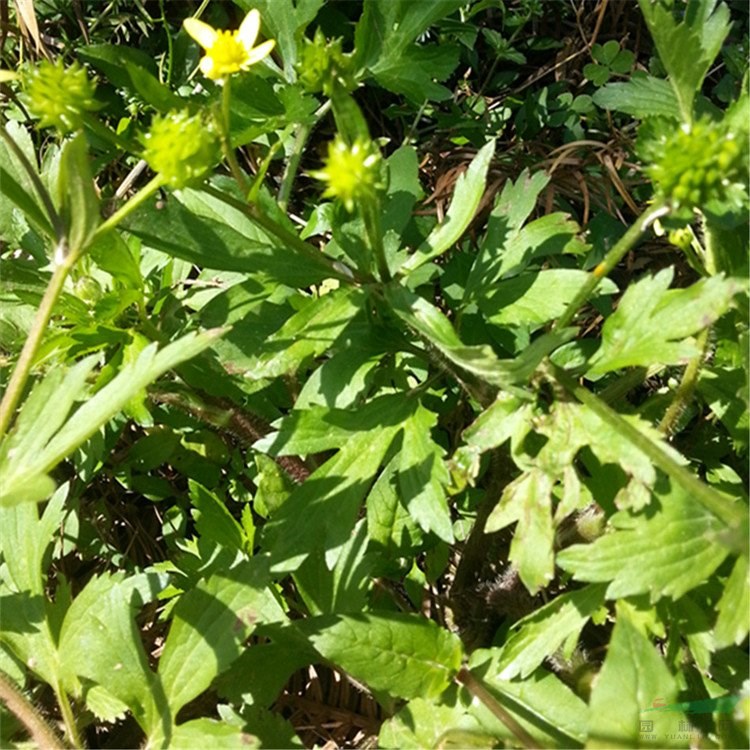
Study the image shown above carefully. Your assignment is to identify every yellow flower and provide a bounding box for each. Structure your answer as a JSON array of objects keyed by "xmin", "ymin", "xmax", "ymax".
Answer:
[{"xmin": 183, "ymin": 9, "xmax": 275, "ymax": 81}]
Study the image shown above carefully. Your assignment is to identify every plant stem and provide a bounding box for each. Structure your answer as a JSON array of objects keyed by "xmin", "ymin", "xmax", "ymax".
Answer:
[
  {"xmin": 548, "ymin": 363, "xmax": 747, "ymax": 533},
  {"xmin": 200, "ymin": 183, "xmax": 364, "ymax": 284},
  {"xmin": 219, "ymin": 78, "xmax": 251, "ymax": 198},
  {"xmin": 0, "ymin": 669, "xmax": 64, "ymax": 750},
  {"xmin": 362, "ymin": 198, "xmax": 390, "ymax": 281},
  {"xmin": 455, "ymin": 666, "xmax": 537, "ymax": 749},
  {"xmin": 659, "ymin": 328, "xmax": 709, "ymax": 436},
  {"xmin": 53, "ymin": 681, "xmax": 82, "ymax": 748},
  {"xmin": 96, "ymin": 174, "xmax": 164, "ymax": 236},
  {"xmin": 0, "ymin": 252, "xmax": 76, "ymax": 439},
  {"xmin": 0, "ymin": 176, "xmax": 163, "ymax": 441},
  {"xmin": 554, "ymin": 203, "xmax": 670, "ymax": 331},
  {"xmin": 278, "ymin": 99, "xmax": 332, "ymax": 212}
]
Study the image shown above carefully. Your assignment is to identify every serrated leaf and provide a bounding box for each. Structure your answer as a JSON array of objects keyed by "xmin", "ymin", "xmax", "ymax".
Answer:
[
  {"xmin": 593, "ymin": 75, "xmax": 680, "ymax": 119},
  {"xmin": 58, "ymin": 571, "xmax": 167, "ymax": 733},
  {"xmin": 556, "ymin": 482, "xmax": 730, "ymax": 602},
  {"xmin": 125, "ymin": 187, "xmax": 332, "ymax": 287},
  {"xmin": 587, "ymin": 601, "xmax": 684, "ymax": 748},
  {"xmin": 158, "ymin": 557, "xmax": 283, "ymax": 716},
  {"xmin": 367, "ymin": 455, "xmax": 424, "ymax": 560},
  {"xmin": 402, "ymin": 140, "xmax": 495, "ymax": 272},
  {"xmin": 638, "ymin": 0, "xmax": 731, "ymax": 122},
  {"xmin": 715, "ymin": 555, "xmax": 749, "ymax": 648},
  {"xmin": 247, "ymin": 287, "xmax": 365, "ymax": 379},
  {"xmin": 479, "ymin": 270, "xmax": 617, "ymax": 330},
  {"xmin": 485, "ymin": 468, "xmax": 555, "ymax": 594},
  {"xmin": 386, "ymin": 285, "xmax": 562, "ymax": 389},
  {"xmin": 0, "ymin": 331, "xmax": 220, "ymax": 506},
  {"xmin": 468, "ymin": 650, "xmax": 590, "ymax": 746},
  {"xmin": 399, "ymin": 404, "xmax": 453, "ymax": 542},
  {"xmin": 169, "ymin": 718, "xmax": 259, "ymax": 749},
  {"xmin": 379, "ymin": 693, "xmax": 492, "ymax": 749},
  {"xmin": 300, "ymin": 612, "xmax": 463, "ymax": 700},
  {"xmin": 588, "ymin": 268, "xmax": 740, "ymax": 375},
  {"xmin": 265, "ymin": 422, "xmax": 401, "ymax": 573},
  {"xmin": 498, "ymin": 584, "xmax": 607, "ymax": 680},
  {"xmin": 189, "ymin": 481, "xmax": 247, "ymax": 554},
  {"xmin": 256, "ymin": 394, "xmax": 409, "ymax": 456},
  {"xmin": 293, "ymin": 519, "xmax": 374, "ymax": 615}
]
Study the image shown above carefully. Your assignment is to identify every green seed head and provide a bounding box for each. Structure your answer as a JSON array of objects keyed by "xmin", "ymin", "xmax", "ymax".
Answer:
[
  {"xmin": 23, "ymin": 59, "xmax": 100, "ymax": 133},
  {"xmin": 648, "ymin": 117, "xmax": 748, "ymax": 211},
  {"xmin": 141, "ymin": 110, "xmax": 220, "ymax": 189}
]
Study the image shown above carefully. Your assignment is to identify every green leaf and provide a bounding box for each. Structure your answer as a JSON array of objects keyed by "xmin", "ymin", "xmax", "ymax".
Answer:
[
  {"xmin": 125, "ymin": 187, "xmax": 331, "ymax": 287},
  {"xmin": 485, "ymin": 468, "xmax": 555, "ymax": 594},
  {"xmin": 300, "ymin": 612, "xmax": 463, "ymax": 700},
  {"xmin": 246, "ymin": 287, "xmax": 365, "ymax": 379},
  {"xmin": 497, "ymin": 584, "xmax": 607, "ymax": 680},
  {"xmin": 56, "ymin": 133, "xmax": 100, "ymax": 255},
  {"xmin": 367, "ymin": 455, "xmax": 424, "ymax": 561},
  {"xmin": 587, "ymin": 601, "xmax": 684, "ymax": 748},
  {"xmin": 372, "ymin": 44, "xmax": 460, "ymax": 102},
  {"xmin": 556, "ymin": 482, "xmax": 730, "ymax": 602},
  {"xmin": 78, "ymin": 44, "xmax": 182, "ymax": 110},
  {"xmin": 264, "ymin": 420, "xmax": 401, "ymax": 573},
  {"xmin": 593, "ymin": 75, "xmax": 680, "ymax": 120},
  {"xmin": 293, "ymin": 519, "xmax": 375, "ymax": 615},
  {"xmin": 189, "ymin": 481, "xmax": 248, "ymax": 555},
  {"xmin": 157, "ymin": 557, "xmax": 283, "ymax": 716},
  {"xmin": 58, "ymin": 571, "xmax": 167, "ymax": 734},
  {"xmin": 0, "ymin": 331, "xmax": 220, "ymax": 506},
  {"xmin": 638, "ymin": 0, "xmax": 731, "ymax": 122},
  {"xmin": 587, "ymin": 269, "xmax": 741, "ymax": 376},
  {"xmin": 257, "ymin": 394, "xmax": 409, "ymax": 456},
  {"xmin": 0, "ymin": 483, "xmax": 67, "ymax": 594},
  {"xmin": 715, "ymin": 555, "xmax": 749, "ymax": 648},
  {"xmin": 384, "ymin": 285, "xmax": 512, "ymax": 388},
  {"xmin": 169, "ymin": 719, "xmax": 259, "ymax": 749},
  {"xmin": 399, "ymin": 403, "xmax": 453, "ymax": 542},
  {"xmin": 402, "ymin": 140, "xmax": 495, "ymax": 272},
  {"xmin": 468, "ymin": 650, "xmax": 590, "ymax": 746},
  {"xmin": 234, "ymin": 0, "xmax": 323, "ymax": 76},
  {"xmin": 379, "ymin": 694, "xmax": 493, "ymax": 750},
  {"xmin": 0, "ymin": 121, "xmax": 55, "ymax": 238},
  {"xmin": 479, "ymin": 270, "xmax": 617, "ymax": 330},
  {"xmin": 355, "ymin": 0, "xmax": 466, "ymax": 73}
]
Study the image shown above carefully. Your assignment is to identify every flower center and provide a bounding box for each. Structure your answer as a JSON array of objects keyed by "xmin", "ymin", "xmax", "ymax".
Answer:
[{"xmin": 209, "ymin": 30, "xmax": 248, "ymax": 69}]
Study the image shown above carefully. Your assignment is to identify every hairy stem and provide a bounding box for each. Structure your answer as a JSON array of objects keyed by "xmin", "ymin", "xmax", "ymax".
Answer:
[
  {"xmin": 659, "ymin": 328, "xmax": 710, "ymax": 436},
  {"xmin": 53, "ymin": 681, "xmax": 82, "ymax": 749},
  {"xmin": 0, "ymin": 669, "xmax": 64, "ymax": 750},
  {"xmin": 554, "ymin": 203, "xmax": 669, "ymax": 331}
]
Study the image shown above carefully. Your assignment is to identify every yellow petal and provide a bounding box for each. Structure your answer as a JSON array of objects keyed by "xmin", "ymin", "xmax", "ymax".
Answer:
[
  {"xmin": 199, "ymin": 55, "xmax": 217, "ymax": 79},
  {"xmin": 0, "ymin": 70, "xmax": 19, "ymax": 82},
  {"xmin": 244, "ymin": 39, "xmax": 275, "ymax": 66},
  {"xmin": 183, "ymin": 17, "xmax": 218, "ymax": 49},
  {"xmin": 237, "ymin": 9, "xmax": 260, "ymax": 50}
]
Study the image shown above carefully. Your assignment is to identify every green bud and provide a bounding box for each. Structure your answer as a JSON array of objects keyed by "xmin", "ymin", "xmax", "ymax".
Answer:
[
  {"xmin": 141, "ymin": 110, "xmax": 220, "ymax": 189},
  {"xmin": 647, "ymin": 117, "xmax": 749, "ymax": 210},
  {"xmin": 296, "ymin": 29, "xmax": 356, "ymax": 94},
  {"xmin": 23, "ymin": 59, "xmax": 100, "ymax": 133}
]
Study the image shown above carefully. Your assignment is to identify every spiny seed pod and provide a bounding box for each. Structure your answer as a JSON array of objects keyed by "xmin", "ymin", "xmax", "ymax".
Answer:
[
  {"xmin": 310, "ymin": 137, "xmax": 384, "ymax": 212},
  {"xmin": 648, "ymin": 117, "xmax": 748, "ymax": 211},
  {"xmin": 23, "ymin": 59, "xmax": 99, "ymax": 133},
  {"xmin": 297, "ymin": 29, "xmax": 356, "ymax": 94},
  {"xmin": 141, "ymin": 110, "xmax": 220, "ymax": 189}
]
